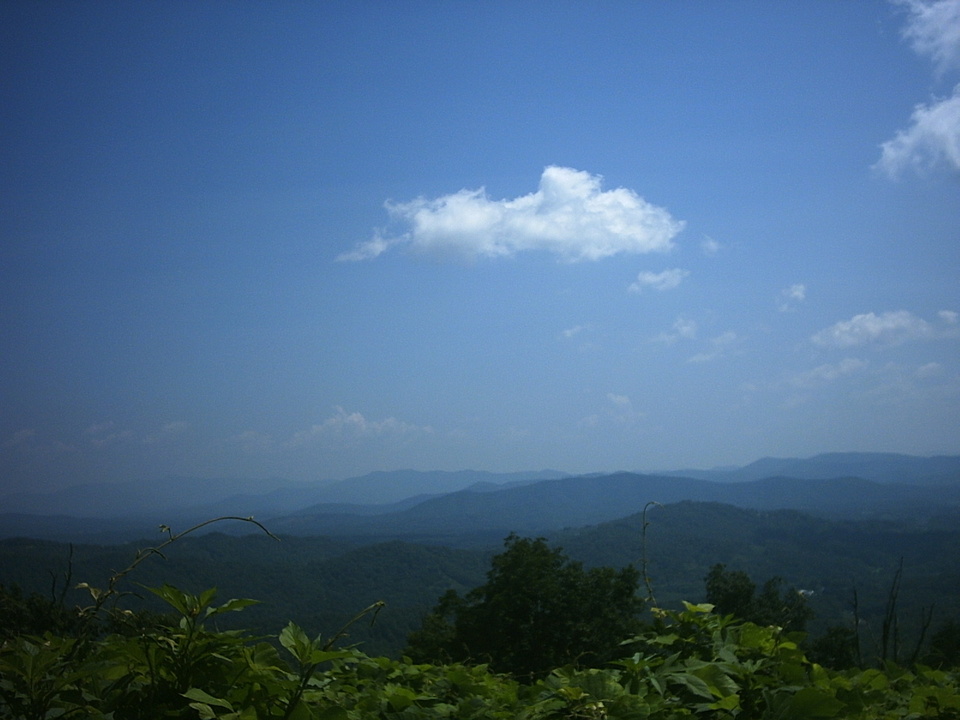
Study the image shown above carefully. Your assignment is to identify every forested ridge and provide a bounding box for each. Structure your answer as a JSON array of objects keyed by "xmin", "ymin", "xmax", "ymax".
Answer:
[
  {"xmin": 1, "ymin": 501, "xmax": 957, "ymax": 659},
  {"xmin": 1, "ymin": 512, "xmax": 958, "ymax": 718}
]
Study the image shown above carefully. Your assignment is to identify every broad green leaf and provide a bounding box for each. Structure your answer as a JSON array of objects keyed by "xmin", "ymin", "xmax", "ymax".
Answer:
[
  {"xmin": 280, "ymin": 621, "xmax": 311, "ymax": 661},
  {"xmin": 184, "ymin": 687, "xmax": 234, "ymax": 710},
  {"xmin": 145, "ymin": 584, "xmax": 191, "ymax": 616},
  {"xmin": 711, "ymin": 693, "xmax": 741, "ymax": 711},
  {"xmin": 671, "ymin": 671, "xmax": 714, "ymax": 700},
  {"xmin": 689, "ymin": 662, "xmax": 739, "ymax": 698},
  {"xmin": 206, "ymin": 597, "xmax": 260, "ymax": 617},
  {"xmin": 788, "ymin": 687, "xmax": 845, "ymax": 718}
]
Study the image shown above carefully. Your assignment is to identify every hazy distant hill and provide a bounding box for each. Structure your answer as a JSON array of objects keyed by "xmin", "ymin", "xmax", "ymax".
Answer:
[
  {"xmin": 0, "ymin": 469, "xmax": 565, "ymax": 521},
  {"xmin": 3, "ymin": 455, "xmax": 958, "ymax": 544},
  {"xmin": 663, "ymin": 452, "xmax": 960, "ymax": 485},
  {"xmin": 265, "ymin": 472, "xmax": 960, "ymax": 542},
  {"xmin": 310, "ymin": 469, "xmax": 566, "ymax": 505}
]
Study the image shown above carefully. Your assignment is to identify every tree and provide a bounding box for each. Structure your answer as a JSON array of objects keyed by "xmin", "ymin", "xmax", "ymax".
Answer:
[
  {"xmin": 704, "ymin": 563, "xmax": 812, "ymax": 633},
  {"xmin": 406, "ymin": 533, "xmax": 644, "ymax": 679}
]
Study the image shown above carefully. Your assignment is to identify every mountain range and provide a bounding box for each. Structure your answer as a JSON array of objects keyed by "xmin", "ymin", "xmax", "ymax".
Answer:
[{"xmin": 1, "ymin": 452, "xmax": 958, "ymax": 543}]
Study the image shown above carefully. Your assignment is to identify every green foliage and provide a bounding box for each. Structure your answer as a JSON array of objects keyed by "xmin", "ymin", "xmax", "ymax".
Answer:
[
  {"xmin": 0, "ymin": 584, "xmax": 86, "ymax": 641},
  {"xmin": 4, "ymin": 593, "xmax": 958, "ymax": 719},
  {"xmin": 2, "ymin": 515, "xmax": 959, "ymax": 718},
  {"xmin": 705, "ymin": 563, "xmax": 814, "ymax": 633},
  {"xmin": 406, "ymin": 533, "xmax": 645, "ymax": 679},
  {"xmin": 926, "ymin": 620, "xmax": 960, "ymax": 669}
]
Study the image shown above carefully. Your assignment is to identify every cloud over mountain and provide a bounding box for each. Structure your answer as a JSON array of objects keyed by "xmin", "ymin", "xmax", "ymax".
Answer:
[
  {"xmin": 339, "ymin": 167, "xmax": 684, "ymax": 262},
  {"xmin": 287, "ymin": 407, "xmax": 432, "ymax": 448}
]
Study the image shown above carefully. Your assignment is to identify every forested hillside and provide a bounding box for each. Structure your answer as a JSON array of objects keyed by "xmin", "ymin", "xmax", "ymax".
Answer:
[
  {"xmin": 1, "ymin": 501, "xmax": 957, "ymax": 660},
  {"xmin": 2, "ymin": 516, "xmax": 958, "ymax": 719}
]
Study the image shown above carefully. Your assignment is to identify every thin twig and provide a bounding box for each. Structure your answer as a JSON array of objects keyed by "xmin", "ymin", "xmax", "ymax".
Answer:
[{"xmin": 641, "ymin": 501, "xmax": 662, "ymax": 608}]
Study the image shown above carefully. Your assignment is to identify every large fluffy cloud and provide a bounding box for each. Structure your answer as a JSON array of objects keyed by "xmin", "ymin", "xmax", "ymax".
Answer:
[
  {"xmin": 876, "ymin": 85, "xmax": 960, "ymax": 175},
  {"xmin": 900, "ymin": 0, "xmax": 960, "ymax": 74},
  {"xmin": 877, "ymin": 0, "xmax": 960, "ymax": 176},
  {"xmin": 339, "ymin": 167, "xmax": 684, "ymax": 262}
]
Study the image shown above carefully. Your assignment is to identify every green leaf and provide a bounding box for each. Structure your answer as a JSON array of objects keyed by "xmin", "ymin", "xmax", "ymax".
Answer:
[
  {"xmin": 280, "ymin": 621, "xmax": 311, "ymax": 661},
  {"xmin": 184, "ymin": 687, "xmax": 235, "ymax": 711},
  {"xmin": 671, "ymin": 671, "xmax": 715, "ymax": 700},
  {"xmin": 711, "ymin": 693, "xmax": 741, "ymax": 711},
  {"xmin": 788, "ymin": 687, "xmax": 845, "ymax": 718},
  {"xmin": 206, "ymin": 597, "xmax": 260, "ymax": 618},
  {"xmin": 314, "ymin": 707, "xmax": 349, "ymax": 720},
  {"xmin": 146, "ymin": 584, "xmax": 191, "ymax": 616},
  {"xmin": 689, "ymin": 662, "xmax": 739, "ymax": 698}
]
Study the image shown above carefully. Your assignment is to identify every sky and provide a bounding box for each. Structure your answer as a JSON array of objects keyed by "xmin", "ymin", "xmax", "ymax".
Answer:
[{"xmin": 2, "ymin": 1, "xmax": 960, "ymax": 494}]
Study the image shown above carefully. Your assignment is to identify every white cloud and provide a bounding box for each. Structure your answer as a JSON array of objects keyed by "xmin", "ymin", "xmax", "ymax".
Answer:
[
  {"xmin": 791, "ymin": 358, "xmax": 868, "ymax": 387},
  {"xmin": 655, "ymin": 316, "xmax": 698, "ymax": 344},
  {"xmin": 701, "ymin": 236, "xmax": 722, "ymax": 256},
  {"xmin": 777, "ymin": 283, "xmax": 807, "ymax": 311},
  {"xmin": 940, "ymin": 309, "xmax": 959, "ymax": 324},
  {"xmin": 811, "ymin": 310, "xmax": 944, "ymax": 347},
  {"xmin": 916, "ymin": 361, "xmax": 944, "ymax": 377},
  {"xmin": 875, "ymin": 85, "xmax": 960, "ymax": 176},
  {"xmin": 337, "ymin": 232, "xmax": 396, "ymax": 262},
  {"xmin": 3, "ymin": 428, "xmax": 36, "ymax": 448},
  {"xmin": 560, "ymin": 324, "xmax": 588, "ymax": 339},
  {"xmin": 84, "ymin": 421, "xmax": 133, "ymax": 447},
  {"xmin": 785, "ymin": 284, "xmax": 806, "ymax": 301},
  {"xmin": 606, "ymin": 393, "xmax": 643, "ymax": 424},
  {"xmin": 877, "ymin": 1, "xmax": 960, "ymax": 176},
  {"xmin": 287, "ymin": 407, "xmax": 431, "ymax": 447},
  {"xmin": 900, "ymin": 0, "xmax": 960, "ymax": 74},
  {"xmin": 688, "ymin": 331, "xmax": 738, "ymax": 363},
  {"xmin": 628, "ymin": 268, "xmax": 689, "ymax": 293},
  {"xmin": 142, "ymin": 421, "xmax": 191, "ymax": 445},
  {"xmin": 339, "ymin": 167, "xmax": 684, "ymax": 262}
]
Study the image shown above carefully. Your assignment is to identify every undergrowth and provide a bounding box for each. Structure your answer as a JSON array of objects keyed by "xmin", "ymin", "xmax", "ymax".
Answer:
[{"xmin": 1, "ymin": 517, "xmax": 958, "ymax": 719}]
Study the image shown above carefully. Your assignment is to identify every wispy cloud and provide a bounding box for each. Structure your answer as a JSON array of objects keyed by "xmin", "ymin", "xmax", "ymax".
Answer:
[
  {"xmin": 339, "ymin": 166, "xmax": 684, "ymax": 262},
  {"xmin": 606, "ymin": 393, "xmax": 643, "ymax": 424},
  {"xmin": 790, "ymin": 358, "xmax": 868, "ymax": 388},
  {"xmin": 2, "ymin": 428, "xmax": 36, "ymax": 449},
  {"xmin": 688, "ymin": 331, "xmax": 738, "ymax": 363},
  {"xmin": 287, "ymin": 407, "xmax": 432, "ymax": 447},
  {"xmin": 700, "ymin": 236, "xmax": 722, "ymax": 256},
  {"xmin": 143, "ymin": 421, "xmax": 190, "ymax": 445},
  {"xmin": 84, "ymin": 421, "xmax": 133, "ymax": 447},
  {"xmin": 916, "ymin": 361, "xmax": 944, "ymax": 377},
  {"xmin": 777, "ymin": 283, "xmax": 807, "ymax": 312},
  {"xmin": 654, "ymin": 316, "xmax": 698, "ymax": 344},
  {"xmin": 560, "ymin": 324, "xmax": 589, "ymax": 339},
  {"xmin": 628, "ymin": 268, "xmax": 689, "ymax": 293},
  {"xmin": 811, "ymin": 309, "xmax": 958, "ymax": 348},
  {"xmin": 876, "ymin": 0, "xmax": 960, "ymax": 176}
]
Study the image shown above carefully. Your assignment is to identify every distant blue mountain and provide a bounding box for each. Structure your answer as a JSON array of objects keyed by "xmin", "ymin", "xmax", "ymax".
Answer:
[
  {"xmin": 0, "ymin": 469, "xmax": 566, "ymax": 521},
  {"xmin": 2, "ymin": 454, "xmax": 958, "ymax": 543},
  {"xmin": 661, "ymin": 452, "xmax": 960, "ymax": 485},
  {"xmin": 266, "ymin": 471, "xmax": 960, "ymax": 540}
]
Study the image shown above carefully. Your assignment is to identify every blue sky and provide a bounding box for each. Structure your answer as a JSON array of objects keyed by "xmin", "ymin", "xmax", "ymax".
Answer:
[{"xmin": 2, "ymin": 1, "xmax": 959, "ymax": 493}]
